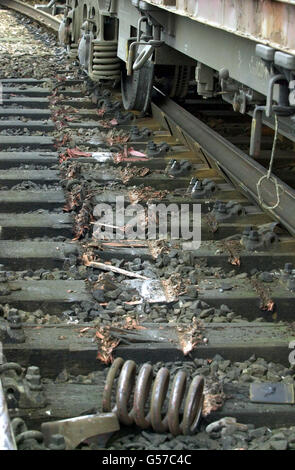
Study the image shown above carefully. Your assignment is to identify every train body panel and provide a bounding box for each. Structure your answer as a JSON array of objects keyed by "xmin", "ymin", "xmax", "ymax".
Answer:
[
  {"xmin": 143, "ymin": 0, "xmax": 295, "ymax": 56},
  {"xmin": 115, "ymin": 0, "xmax": 273, "ymax": 102}
]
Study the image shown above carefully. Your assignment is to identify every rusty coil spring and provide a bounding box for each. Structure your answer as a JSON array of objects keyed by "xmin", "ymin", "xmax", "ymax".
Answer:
[
  {"xmin": 12, "ymin": 418, "xmax": 44, "ymax": 446},
  {"xmin": 102, "ymin": 358, "xmax": 204, "ymax": 436}
]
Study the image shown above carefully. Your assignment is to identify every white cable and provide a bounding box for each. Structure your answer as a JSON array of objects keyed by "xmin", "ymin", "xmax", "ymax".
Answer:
[{"xmin": 256, "ymin": 114, "xmax": 283, "ymax": 210}]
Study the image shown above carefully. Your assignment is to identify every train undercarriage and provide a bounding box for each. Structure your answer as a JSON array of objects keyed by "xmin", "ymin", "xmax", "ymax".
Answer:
[{"xmin": 55, "ymin": 0, "xmax": 295, "ymax": 157}]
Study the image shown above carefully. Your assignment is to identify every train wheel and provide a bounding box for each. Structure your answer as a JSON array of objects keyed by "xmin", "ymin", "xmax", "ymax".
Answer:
[
  {"xmin": 121, "ymin": 61, "xmax": 154, "ymax": 112},
  {"xmin": 169, "ymin": 65, "xmax": 191, "ymax": 99},
  {"xmin": 154, "ymin": 65, "xmax": 192, "ymax": 100}
]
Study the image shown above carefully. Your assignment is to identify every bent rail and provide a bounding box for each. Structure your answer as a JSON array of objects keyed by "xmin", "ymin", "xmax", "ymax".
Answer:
[
  {"xmin": 0, "ymin": 0, "xmax": 61, "ymax": 33},
  {"xmin": 153, "ymin": 89, "xmax": 295, "ymax": 237}
]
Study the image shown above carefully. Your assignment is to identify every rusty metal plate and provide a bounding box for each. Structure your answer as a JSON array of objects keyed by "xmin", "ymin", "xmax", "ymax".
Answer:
[
  {"xmin": 250, "ymin": 382, "xmax": 295, "ymax": 404},
  {"xmin": 41, "ymin": 412, "xmax": 119, "ymax": 450}
]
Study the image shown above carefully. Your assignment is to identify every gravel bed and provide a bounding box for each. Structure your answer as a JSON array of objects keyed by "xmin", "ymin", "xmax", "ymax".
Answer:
[{"xmin": 0, "ymin": 6, "xmax": 292, "ymax": 452}]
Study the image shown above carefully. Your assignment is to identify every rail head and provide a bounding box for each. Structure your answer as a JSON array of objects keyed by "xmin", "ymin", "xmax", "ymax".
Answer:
[
  {"xmin": 152, "ymin": 89, "xmax": 295, "ymax": 237},
  {"xmin": 0, "ymin": 0, "xmax": 61, "ymax": 34}
]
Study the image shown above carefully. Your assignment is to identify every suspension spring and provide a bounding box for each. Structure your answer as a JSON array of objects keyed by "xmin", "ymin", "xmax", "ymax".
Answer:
[
  {"xmin": 102, "ymin": 358, "xmax": 205, "ymax": 436},
  {"xmin": 90, "ymin": 40, "xmax": 121, "ymax": 81}
]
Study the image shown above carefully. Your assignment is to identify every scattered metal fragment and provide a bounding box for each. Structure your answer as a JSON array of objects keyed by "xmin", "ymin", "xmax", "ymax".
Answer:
[
  {"xmin": 95, "ymin": 320, "xmax": 178, "ymax": 361},
  {"xmin": 104, "ymin": 129, "xmax": 130, "ymax": 146},
  {"xmin": 120, "ymin": 165, "xmax": 150, "ymax": 184},
  {"xmin": 177, "ymin": 318, "xmax": 205, "ymax": 356},
  {"xmin": 114, "ymin": 146, "xmax": 148, "ymax": 164},
  {"xmin": 55, "ymin": 133, "xmax": 70, "ymax": 149},
  {"xmin": 221, "ymin": 240, "xmax": 242, "ymax": 266},
  {"xmin": 95, "ymin": 326, "xmax": 121, "ymax": 365},
  {"xmin": 203, "ymin": 382, "xmax": 226, "ymax": 417},
  {"xmin": 147, "ymin": 239, "xmax": 170, "ymax": 259},
  {"xmin": 162, "ymin": 273, "xmax": 187, "ymax": 299},
  {"xmin": 72, "ymin": 200, "xmax": 94, "ymax": 241},
  {"xmin": 128, "ymin": 186, "xmax": 169, "ymax": 204},
  {"xmin": 250, "ymin": 278, "xmax": 276, "ymax": 315},
  {"xmin": 60, "ymin": 147, "xmax": 92, "ymax": 163}
]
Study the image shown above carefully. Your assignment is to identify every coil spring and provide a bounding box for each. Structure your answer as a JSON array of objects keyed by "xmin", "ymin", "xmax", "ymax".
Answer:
[
  {"xmin": 90, "ymin": 40, "xmax": 121, "ymax": 81},
  {"xmin": 102, "ymin": 358, "xmax": 204, "ymax": 436}
]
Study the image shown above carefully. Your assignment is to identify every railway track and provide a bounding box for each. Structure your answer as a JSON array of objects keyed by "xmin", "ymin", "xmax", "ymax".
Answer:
[
  {"xmin": 2, "ymin": 2, "xmax": 295, "ymax": 452},
  {"xmin": 0, "ymin": 0, "xmax": 61, "ymax": 32}
]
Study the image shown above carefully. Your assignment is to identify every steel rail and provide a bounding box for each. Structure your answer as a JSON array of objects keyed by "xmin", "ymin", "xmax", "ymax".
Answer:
[
  {"xmin": 0, "ymin": 0, "xmax": 61, "ymax": 33},
  {"xmin": 152, "ymin": 90, "xmax": 295, "ymax": 237},
  {"xmin": 0, "ymin": 379, "xmax": 17, "ymax": 450}
]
